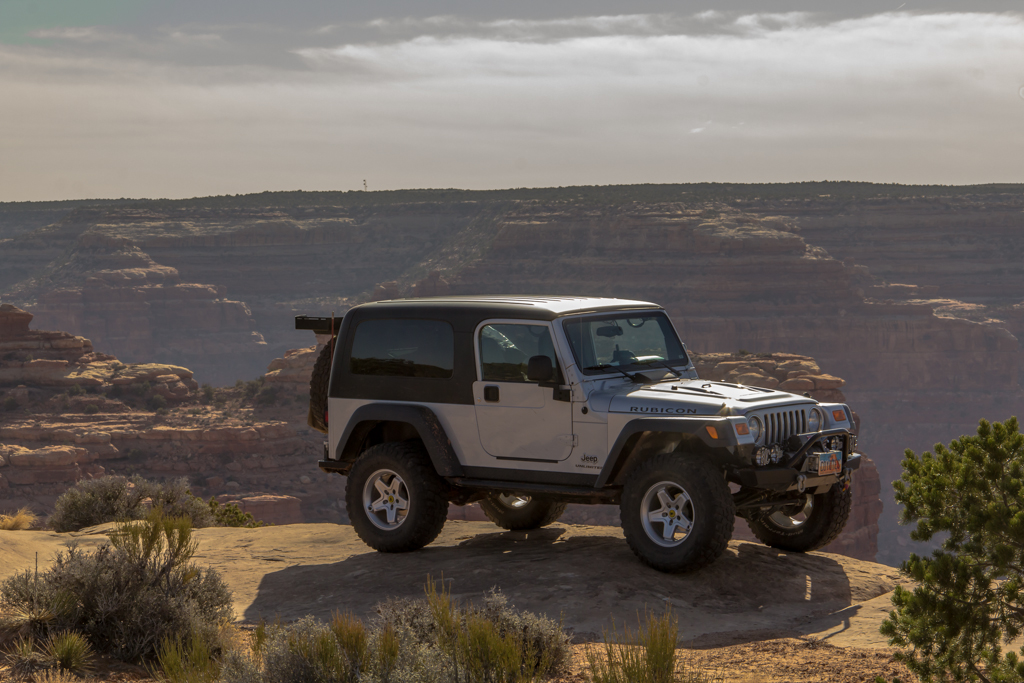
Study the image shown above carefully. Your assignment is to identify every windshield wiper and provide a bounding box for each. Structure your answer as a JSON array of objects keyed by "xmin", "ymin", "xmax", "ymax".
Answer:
[
  {"xmin": 584, "ymin": 364, "xmax": 641, "ymax": 382},
  {"xmin": 634, "ymin": 358, "xmax": 684, "ymax": 378}
]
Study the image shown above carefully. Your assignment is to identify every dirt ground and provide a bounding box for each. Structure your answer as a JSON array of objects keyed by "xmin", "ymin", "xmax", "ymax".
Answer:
[{"xmin": 0, "ymin": 521, "xmax": 915, "ymax": 682}]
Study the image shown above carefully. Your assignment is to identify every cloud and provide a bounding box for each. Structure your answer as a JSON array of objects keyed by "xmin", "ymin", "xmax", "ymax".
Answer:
[{"xmin": 1, "ymin": 11, "xmax": 1022, "ymax": 200}]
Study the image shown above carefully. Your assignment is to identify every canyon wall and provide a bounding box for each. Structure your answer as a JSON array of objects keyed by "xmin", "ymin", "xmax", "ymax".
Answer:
[{"xmin": 2, "ymin": 189, "xmax": 1022, "ymax": 563}]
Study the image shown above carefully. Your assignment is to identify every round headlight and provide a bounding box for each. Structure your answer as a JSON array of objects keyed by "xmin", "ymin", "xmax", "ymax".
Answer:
[
  {"xmin": 807, "ymin": 408, "xmax": 822, "ymax": 432},
  {"xmin": 747, "ymin": 415, "xmax": 763, "ymax": 444}
]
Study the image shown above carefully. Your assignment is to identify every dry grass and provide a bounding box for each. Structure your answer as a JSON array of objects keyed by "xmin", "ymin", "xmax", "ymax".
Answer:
[{"xmin": 0, "ymin": 508, "xmax": 38, "ymax": 531}]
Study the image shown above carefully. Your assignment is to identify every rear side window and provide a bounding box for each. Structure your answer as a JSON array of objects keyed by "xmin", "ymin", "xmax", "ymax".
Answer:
[{"xmin": 350, "ymin": 319, "xmax": 454, "ymax": 378}]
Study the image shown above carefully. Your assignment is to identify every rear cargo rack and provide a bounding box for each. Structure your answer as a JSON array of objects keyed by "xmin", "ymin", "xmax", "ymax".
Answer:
[{"xmin": 295, "ymin": 315, "xmax": 340, "ymax": 335}]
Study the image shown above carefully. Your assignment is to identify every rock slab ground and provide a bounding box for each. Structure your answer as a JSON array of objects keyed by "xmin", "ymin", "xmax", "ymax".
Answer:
[{"xmin": 0, "ymin": 521, "xmax": 905, "ymax": 652}]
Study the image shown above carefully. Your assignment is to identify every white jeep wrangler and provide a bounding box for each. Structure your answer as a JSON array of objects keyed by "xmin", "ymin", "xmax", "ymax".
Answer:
[{"xmin": 298, "ymin": 296, "xmax": 860, "ymax": 573}]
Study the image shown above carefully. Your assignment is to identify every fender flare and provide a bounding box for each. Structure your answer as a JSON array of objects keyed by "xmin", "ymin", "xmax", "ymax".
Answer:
[
  {"xmin": 594, "ymin": 417, "xmax": 738, "ymax": 488},
  {"xmin": 335, "ymin": 403, "xmax": 465, "ymax": 477}
]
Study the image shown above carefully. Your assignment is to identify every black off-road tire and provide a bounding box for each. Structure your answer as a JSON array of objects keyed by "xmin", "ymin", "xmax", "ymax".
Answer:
[
  {"xmin": 745, "ymin": 483, "xmax": 853, "ymax": 553},
  {"xmin": 307, "ymin": 342, "xmax": 333, "ymax": 433},
  {"xmin": 345, "ymin": 441, "xmax": 449, "ymax": 553},
  {"xmin": 620, "ymin": 453, "xmax": 735, "ymax": 573},
  {"xmin": 478, "ymin": 495, "xmax": 567, "ymax": 530}
]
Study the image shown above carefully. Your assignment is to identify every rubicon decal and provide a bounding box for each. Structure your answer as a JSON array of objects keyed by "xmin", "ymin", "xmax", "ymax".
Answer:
[{"xmin": 629, "ymin": 406, "xmax": 699, "ymax": 414}]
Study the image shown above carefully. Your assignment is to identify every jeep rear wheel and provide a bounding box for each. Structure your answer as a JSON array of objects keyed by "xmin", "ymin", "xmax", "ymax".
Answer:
[
  {"xmin": 620, "ymin": 453, "xmax": 734, "ymax": 573},
  {"xmin": 745, "ymin": 484, "xmax": 852, "ymax": 553},
  {"xmin": 346, "ymin": 441, "xmax": 449, "ymax": 552},
  {"xmin": 478, "ymin": 494, "xmax": 567, "ymax": 530}
]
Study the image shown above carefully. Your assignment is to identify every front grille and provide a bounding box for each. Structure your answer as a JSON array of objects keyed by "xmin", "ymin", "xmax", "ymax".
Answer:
[{"xmin": 763, "ymin": 408, "xmax": 808, "ymax": 446}]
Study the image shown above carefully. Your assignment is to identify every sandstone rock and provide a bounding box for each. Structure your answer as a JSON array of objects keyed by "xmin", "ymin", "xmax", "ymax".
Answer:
[
  {"xmin": 5, "ymin": 445, "xmax": 89, "ymax": 468},
  {"xmin": 229, "ymin": 494, "xmax": 303, "ymax": 525},
  {"xmin": 0, "ymin": 304, "xmax": 33, "ymax": 337},
  {"xmin": 733, "ymin": 372, "xmax": 780, "ymax": 389},
  {"xmin": 807, "ymin": 374, "xmax": 846, "ymax": 390},
  {"xmin": 779, "ymin": 377, "xmax": 815, "ymax": 393}
]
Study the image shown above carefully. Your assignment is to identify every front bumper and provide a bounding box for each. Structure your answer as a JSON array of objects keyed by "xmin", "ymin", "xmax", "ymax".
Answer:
[
  {"xmin": 732, "ymin": 428, "xmax": 860, "ymax": 492},
  {"xmin": 735, "ymin": 452, "xmax": 861, "ymax": 491}
]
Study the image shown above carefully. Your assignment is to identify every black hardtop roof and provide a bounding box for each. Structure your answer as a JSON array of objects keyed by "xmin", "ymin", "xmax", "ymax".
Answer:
[{"xmin": 350, "ymin": 296, "xmax": 661, "ymax": 326}]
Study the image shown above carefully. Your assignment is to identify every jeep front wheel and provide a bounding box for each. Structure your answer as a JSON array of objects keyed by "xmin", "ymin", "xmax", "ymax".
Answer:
[
  {"xmin": 620, "ymin": 453, "xmax": 734, "ymax": 572},
  {"xmin": 345, "ymin": 441, "xmax": 449, "ymax": 552},
  {"xmin": 745, "ymin": 484, "xmax": 852, "ymax": 553},
  {"xmin": 478, "ymin": 494, "xmax": 567, "ymax": 531}
]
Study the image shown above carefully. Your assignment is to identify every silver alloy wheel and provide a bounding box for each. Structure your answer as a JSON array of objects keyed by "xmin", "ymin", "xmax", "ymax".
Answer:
[
  {"xmin": 640, "ymin": 480, "xmax": 695, "ymax": 548},
  {"xmin": 497, "ymin": 494, "xmax": 532, "ymax": 509},
  {"xmin": 362, "ymin": 468, "xmax": 410, "ymax": 531},
  {"xmin": 768, "ymin": 495, "xmax": 813, "ymax": 529}
]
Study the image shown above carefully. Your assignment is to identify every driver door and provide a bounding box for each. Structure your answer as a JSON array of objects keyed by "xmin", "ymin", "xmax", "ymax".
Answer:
[{"xmin": 472, "ymin": 321, "xmax": 574, "ymax": 462}]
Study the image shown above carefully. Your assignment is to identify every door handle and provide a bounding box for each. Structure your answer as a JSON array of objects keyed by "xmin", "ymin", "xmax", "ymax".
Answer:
[{"xmin": 484, "ymin": 385, "xmax": 500, "ymax": 402}]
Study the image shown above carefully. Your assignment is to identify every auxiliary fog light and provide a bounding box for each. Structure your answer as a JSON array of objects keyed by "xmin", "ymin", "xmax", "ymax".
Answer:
[{"xmin": 754, "ymin": 444, "xmax": 782, "ymax": 466}]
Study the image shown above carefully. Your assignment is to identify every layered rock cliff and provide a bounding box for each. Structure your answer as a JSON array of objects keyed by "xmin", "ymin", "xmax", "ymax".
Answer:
[
  {"xmin": 2, "ymin": 187, "xmax": 1022, "ymax": 564},
  {"xmin": 7, "ymin": 232, "xmax": 267, "ymax": 385},
  {"xmin": 0, "ymin": 306, "xmax": 337, "ymax": 525}
]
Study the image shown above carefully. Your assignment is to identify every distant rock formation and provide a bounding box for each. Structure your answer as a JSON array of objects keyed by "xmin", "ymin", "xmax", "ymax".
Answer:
[
  {"xmin": 10, "ymin": 233, "xmax": 266, "ymax": 386},
  {"xmin": 0, "ymin": 309, "xmax": 335, "ymax": 525}
]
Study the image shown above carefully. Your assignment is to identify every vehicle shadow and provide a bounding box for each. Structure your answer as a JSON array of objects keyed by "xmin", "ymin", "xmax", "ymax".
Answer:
[{"xmin": 242, "ymin": 528, "xmax": 859, "ymax": 645}]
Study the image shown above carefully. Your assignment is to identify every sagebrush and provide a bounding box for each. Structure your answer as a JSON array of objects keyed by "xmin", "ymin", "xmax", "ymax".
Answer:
[
  {"xmin": 0, "ymin": 509, "xmax": 233, "ymax": 662},
  {"xmin": 49, "ymin": 475, "xmax": 216, "ymax": 532},
  {"xmin": 220, "ymin": 583, "xmax": 569, "ymax": 683}
]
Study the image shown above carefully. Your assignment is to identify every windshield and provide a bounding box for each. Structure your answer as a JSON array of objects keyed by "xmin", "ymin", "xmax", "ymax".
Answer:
[{"xmin": 562, "ymin": 311, "xmax": 689, "ymax": 376}]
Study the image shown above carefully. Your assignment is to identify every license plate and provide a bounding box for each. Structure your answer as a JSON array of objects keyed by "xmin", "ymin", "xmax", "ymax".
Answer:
[{"xmin": 817, "ymin": 452, "xmax": 842, "ymax": 476}]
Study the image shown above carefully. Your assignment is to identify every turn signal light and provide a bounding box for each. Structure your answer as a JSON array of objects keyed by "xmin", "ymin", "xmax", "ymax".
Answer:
[
  {"xmin": 734, "ymin": 423, "xmax": 750, "ymax": 436},
  {"xmin": 705, "ymin": 426, "xmax": 719, "ymax": 440},
  {"xmin": 832, "ymin": 410, "xmax": 846, "ymax": 422}
]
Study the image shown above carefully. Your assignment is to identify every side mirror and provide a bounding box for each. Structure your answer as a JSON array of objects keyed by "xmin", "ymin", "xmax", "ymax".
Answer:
[{"xmin": 526, "ymin": 355, "xmax": 554, "ymax": 383}]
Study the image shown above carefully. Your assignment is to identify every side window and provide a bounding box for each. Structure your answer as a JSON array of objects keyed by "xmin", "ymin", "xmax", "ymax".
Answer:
[
  {"xmin": 479, "ymin": 324, "xmax": 563, "ymax": 383},
  {"xmin": 350, "ymin": 319, "xmax": 454, "ymax": 378}
]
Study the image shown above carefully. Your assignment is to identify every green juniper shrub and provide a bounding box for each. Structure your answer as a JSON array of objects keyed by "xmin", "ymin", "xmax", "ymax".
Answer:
[
  {"xmin": 147, "ymin": 394, "xmax": 168, "ymax": 412},
  {"xmin": 238, "ymin": 378, "xmax": 264, "ymax": 402},
  {"xmin": 67, "ymin": 384, "xmax": 85, "ymax": 397},
  {"xmin": 200, "ymin": 384, "xmax": 215, "ymax": 404},
  {"xmin": 207, "ymin": 499, "xmax": 267, "ymax": 528},
  {"xmin": 881, "ymin": 417, "xmax": 1024, "ymax": 682},
  {"xmin": 0, "ymin": 510, "xmax": 233, "ymax": 662},
  {"xmin": 255, "ymin": 386, "xmax": 279, "ymax": 407},
  {"xmin": 107, "ymin": 384, "xmax": 124, "ymax": 399},
  {"xmin": 83, "ymin": 404, "xmax": 100, "ymax": 415},
  {"xmin": 132, "ymin": 381, "xmax": 151, "ymax": 397},
  {"xmin": 3, "ymin": 396, "xmax": 18, "ymax": 412}
]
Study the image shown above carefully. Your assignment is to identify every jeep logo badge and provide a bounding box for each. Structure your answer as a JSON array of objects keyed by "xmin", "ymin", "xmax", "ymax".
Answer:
[{"xmin": 580, "ymin": 454, "xmax": 598, "ymax": 463}]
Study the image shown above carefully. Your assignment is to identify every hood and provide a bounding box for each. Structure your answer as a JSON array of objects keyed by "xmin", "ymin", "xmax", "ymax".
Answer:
[{"xmin": 603, "ymin": 379, "xmax": 815, "ymax": 416}]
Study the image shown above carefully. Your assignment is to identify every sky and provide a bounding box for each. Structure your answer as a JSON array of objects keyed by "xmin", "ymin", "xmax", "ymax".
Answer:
[{"xmin": 1, "ymin": 1, "xmax": 1022, "ymax": 201}]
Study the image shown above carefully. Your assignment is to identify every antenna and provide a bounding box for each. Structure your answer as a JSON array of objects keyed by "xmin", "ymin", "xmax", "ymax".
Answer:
[{"xmin": 363, "ymin": 179, "xmax": 367, "ymax": 191}]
